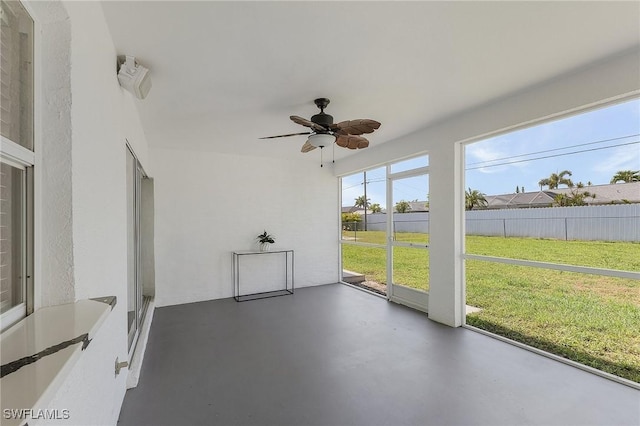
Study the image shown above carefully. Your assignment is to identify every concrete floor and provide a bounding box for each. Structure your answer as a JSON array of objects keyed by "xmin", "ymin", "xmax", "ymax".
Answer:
[{"xmin": 118, "ymin": 283, "xmax": 640, "ymax": 426}]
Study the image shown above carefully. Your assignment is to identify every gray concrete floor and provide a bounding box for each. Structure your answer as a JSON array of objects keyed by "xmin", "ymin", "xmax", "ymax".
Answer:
[{"xmin": 118, "ymin": 283, "xmax": 639, "ymax": 426}]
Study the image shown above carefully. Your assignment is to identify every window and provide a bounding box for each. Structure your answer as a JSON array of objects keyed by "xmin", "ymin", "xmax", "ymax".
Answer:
[
  {"xmin": 463, "ymin": 99, "xmax": 640, "ymax": 383},
  {"xmin": 341, "ymin": 166, "xmax": 388, "ymax": 296},
  {"xmin": 1, "ymin": 0, "xmax": 34, "ymax": 331}
]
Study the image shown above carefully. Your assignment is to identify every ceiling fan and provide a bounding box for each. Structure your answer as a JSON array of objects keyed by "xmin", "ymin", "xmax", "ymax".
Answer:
[{"xmin": 260, "ymin": 98, "xmax": 381, "ymax": 165}]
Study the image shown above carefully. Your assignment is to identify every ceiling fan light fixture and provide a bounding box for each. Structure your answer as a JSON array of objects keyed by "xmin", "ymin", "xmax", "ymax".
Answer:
[{"xmin": 308, "ymin": 133, "xmax": 335, "ymax": 148}]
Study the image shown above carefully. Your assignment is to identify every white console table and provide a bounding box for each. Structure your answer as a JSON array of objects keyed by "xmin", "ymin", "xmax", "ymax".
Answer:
[{"xmin": 232, "ymin": 249, "xmax": 294, "ymax": 302}]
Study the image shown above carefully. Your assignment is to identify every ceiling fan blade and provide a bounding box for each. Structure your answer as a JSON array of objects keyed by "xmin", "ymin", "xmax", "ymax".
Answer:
[
  {"xmin": 336, "ymin": 135, "xmax": 369, "ymax": 150},
  {"xmin": 259, "ymin": 132, "xmax": 311, "ymax": 139},
  {"xmin": 301, "ymin": 140, "xmax": 317, "ymax": 153},
  {"xmin": 290, "ymin": 115, "xmax": 327, "ymax": 132},
  {"xmin": 334, "ymin": 119, "xmax": 381, "ymax": 135},
  {"xmin": 357, "ymin": 138, "xmax": 370, "ymax": 149}
]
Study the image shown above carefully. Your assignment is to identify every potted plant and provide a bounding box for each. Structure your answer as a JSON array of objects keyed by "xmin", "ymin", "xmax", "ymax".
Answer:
[{"xmin": 257, "ymin": 230, "xmax": 275, "ymax": 252}]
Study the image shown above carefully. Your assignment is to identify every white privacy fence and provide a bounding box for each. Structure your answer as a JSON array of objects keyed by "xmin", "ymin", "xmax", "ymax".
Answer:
[{"xmin": 345, "ymin": 204, "xmax": 640, "ymax": 242}]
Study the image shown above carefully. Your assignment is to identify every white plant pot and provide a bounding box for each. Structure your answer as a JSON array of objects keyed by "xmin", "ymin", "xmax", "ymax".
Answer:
[{"xmin": 260, "ymin": 242, "xmax": 271, "ymax": 252}]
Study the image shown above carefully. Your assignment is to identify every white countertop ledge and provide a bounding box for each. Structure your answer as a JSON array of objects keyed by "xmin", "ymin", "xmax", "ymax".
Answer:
[{"xmin": 0, "ymin": 297, "xmax": 116, "ymax": 426}]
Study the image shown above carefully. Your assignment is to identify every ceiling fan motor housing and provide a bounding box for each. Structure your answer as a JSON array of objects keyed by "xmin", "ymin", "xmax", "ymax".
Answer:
[
  {"xmin": 311, "ymin": 112, "xmax": 333, "ymax": 129},
  {"xmin": 311, "ymin": 97, "xmax": 334, "ymax": 130}
]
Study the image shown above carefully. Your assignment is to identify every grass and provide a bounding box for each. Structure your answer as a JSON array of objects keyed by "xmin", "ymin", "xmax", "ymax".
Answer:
[
  {"xmin": 341, "ymin": 230, "xmax": 640, "ymax": 383},
  {"xmin": 468, "ymin": 235, "xmax": 640, "ymax": 272}
]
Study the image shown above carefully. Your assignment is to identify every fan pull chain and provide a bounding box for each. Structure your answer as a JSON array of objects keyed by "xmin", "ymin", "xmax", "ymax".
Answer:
[
  {"xmin": 320, "ymin": 146, "xmax": 323, "ymax": 167},
  {"xmin": 332, "ymin": 142, "xmax": 335, "ymax": 164}
]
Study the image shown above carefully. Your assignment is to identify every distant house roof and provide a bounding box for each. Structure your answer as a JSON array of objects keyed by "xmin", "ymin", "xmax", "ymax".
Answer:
[
  {"xmin": 484, "ymin": 182, "xmax": 640, "ymax": 209},
  {"xmin": 342, "ymin": 205, "xmax": 387, "ymax": 214},
  {"xmin": 485, "ymin": 191, "xmax": 556, "ymax": 209},
  {"xmin": 342, "ymin": 206, "xmax": 360, "ymax": 213},
  {"xmin": 553, "ymin": 181, "xmax": 640, "ymax": 205},
  {"xmin": 408, "ymin": 201, "xmax": 429, "ymax": 212}
]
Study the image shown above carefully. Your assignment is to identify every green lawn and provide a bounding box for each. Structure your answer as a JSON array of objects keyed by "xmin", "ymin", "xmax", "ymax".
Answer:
[{"xmin": 341, "ymin": 231, "xmax": 640, "ymax": 383}]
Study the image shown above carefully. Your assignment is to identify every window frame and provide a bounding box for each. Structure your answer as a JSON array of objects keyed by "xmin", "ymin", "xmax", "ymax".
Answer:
[
  {"xmin": 0, "ymin": 138, "xmax": 34, "ymax": 331},
  {"xmin": 0, "ymin": 0, "xmax": 35, "ymax": 331},
  {"xmin": 460, "ymin": 97, "xmax": 640, "ymax": 386},
  {"xmin": 338, "ymin": 153, "xmax": 430, "ymax": 310}
]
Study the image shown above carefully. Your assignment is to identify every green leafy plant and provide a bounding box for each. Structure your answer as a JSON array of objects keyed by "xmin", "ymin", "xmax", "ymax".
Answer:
[
  {"xmin": 256, "ymin": 230, "xmax": 275, "ymax": 244},
  {"xmin": 341, "ymin": 212, "xmax": 362, "ymax": 231},
  {"xmin": 553, "ymin": 188, "xmax": 595, "ymax": 206},
  {"xmin": 395, "ymin": 200, "xmax": 411, "ymax": 213}
]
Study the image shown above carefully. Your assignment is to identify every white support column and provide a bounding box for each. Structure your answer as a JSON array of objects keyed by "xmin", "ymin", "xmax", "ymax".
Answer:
[{"xmin": 427, "ymin": 141, "xmax": 464, "ymax": 327}]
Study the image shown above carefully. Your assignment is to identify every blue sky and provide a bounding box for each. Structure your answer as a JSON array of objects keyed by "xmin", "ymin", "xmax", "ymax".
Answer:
[
  {"xmin": 466, "ymin": 98, "xmax": 640, "ymax": 196},
  {"xmin": 342, "ymin": 99, "xmax": 640, "ymax": 208}
]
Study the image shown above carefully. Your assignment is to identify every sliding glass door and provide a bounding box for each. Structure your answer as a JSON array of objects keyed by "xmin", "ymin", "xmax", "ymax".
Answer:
[{"xmin": 126, "ymin": 146, "xmax": 145, "ymax": 351}]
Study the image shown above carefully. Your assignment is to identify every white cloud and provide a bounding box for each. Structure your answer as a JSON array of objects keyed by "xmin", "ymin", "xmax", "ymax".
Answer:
[
  {"xmin": 465, "ymin": 139, "xmax": 528, "ymax": 174},
  {"xmin": 342, "ymin": 185, "xmax": 363, "ymax": 206},
  {"xmin": 593, "ymin": 144, "xmax": 640, "ymax": 175}
]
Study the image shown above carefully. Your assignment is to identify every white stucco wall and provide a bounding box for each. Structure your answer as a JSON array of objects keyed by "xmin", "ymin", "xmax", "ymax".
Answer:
[
  {"xmin": 30, "ymin": 0, "xmax": 74, "ymax": 309},
  {"xmin": 152, "ymin": 147, "xmax": 339, "ymax": 307},
  {"xmin": 334, "ymin": 48, "xmax": 640, "ymax": 327},
  {"xmin": 22, "ymin": 1, "xmax": 152, "ymax": 424}
]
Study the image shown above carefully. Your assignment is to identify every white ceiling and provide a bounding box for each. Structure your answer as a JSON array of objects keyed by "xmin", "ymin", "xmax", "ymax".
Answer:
[{"xmin": 101, "ymin": 1, "xmax": 640, "ymax": 164}]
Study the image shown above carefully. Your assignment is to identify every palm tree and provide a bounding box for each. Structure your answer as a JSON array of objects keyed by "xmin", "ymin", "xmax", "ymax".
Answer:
[
  {"xmin": 354, "ymin": 195, "xmax": 370, "ymax": 210},
  {"xmin": 354, "ymin": 195, "xmax": 371, "ymax": 231},
  {"xmin": 465, "ymin": 188, "xmax": 488, "ymax": 210},
  {"xmin": 553, "ymin": 189, "xmax": 595, "ymax": 206},
  {"xmin": 538, "ymin": 170, "xmax": 574, "ymax": 190},
  {"xmin": 395, "ymin": 200, "xmax": 411, "ymax": 213},
  {"xmin": 370, "ymin": 203, "xmax": 382, "ymax": 213},
  {"xmin": 610, "ymin": 170, "xmax": 640, "ymax": 184}
]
